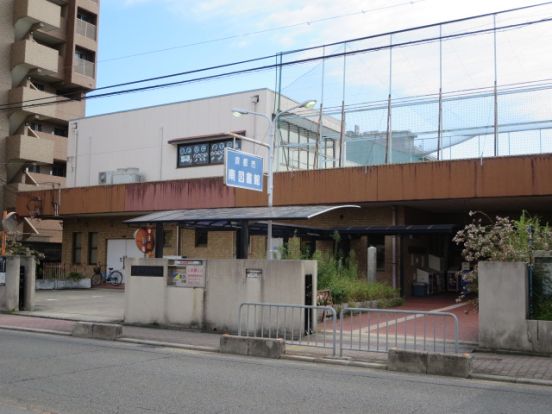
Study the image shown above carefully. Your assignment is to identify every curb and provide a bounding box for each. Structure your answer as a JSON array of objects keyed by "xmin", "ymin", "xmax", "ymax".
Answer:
[
  {"xmin": 471, "ymin": 373, "xmax": 552, "ymax": 387},
  {"xmin": 0, "ymin": 325, "xmax": 71, "ymax": 336},
  {"xmin": 117, "ymin": 337, "xmax": 220, "ymax": 353},
  {"xmin": 283, "ymin": 353, "xmax": 387, "ymax": 370}
]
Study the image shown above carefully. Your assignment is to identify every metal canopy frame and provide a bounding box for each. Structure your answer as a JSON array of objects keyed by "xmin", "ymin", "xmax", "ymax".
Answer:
[
  {"xmin": 126, "ymin": 205, "xmax": 458, "ymax": 238},
  {"xmin": 125, "ymin": 205, "xmax": 361, "ymax": 225}
]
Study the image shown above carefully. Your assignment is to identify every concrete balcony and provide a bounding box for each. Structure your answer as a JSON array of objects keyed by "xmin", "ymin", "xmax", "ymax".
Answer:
[
  {"xmin": 11, "ymin": 39, "xmax": 59, "ymax": 74},
  {"xmin": 79, "ymin": 0, "xmax": 100, "ymax": 14},
  {"xmin": 8, "ymin": 86, "xmax": 85, "ymax": 130},
  {"xmin": 36, "ymin": 132, "xmax": 68, "ymax": 161},
  {"xmin": 13, "ymin": 0, "xmax": 61, "ymax": 40},
  {"xmin": 27, "ymin": 172, "xmax": 65, "ymax": 186},
  {"xmin": 6, "ymin": 134, "xmax": 55, "ymax": 165}
]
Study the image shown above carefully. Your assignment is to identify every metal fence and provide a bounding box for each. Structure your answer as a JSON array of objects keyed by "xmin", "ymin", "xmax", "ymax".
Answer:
[
  {"xmin": 237, "ymin": 302, "xmax": 460, "ymax": 357},
  {"xmin": 41, "ymin": 262, "xmax": 64, "ymax": 280},
  {"xmin": 339, "ymin": 308, "xmax": 459, "ymax": 356},
  {"xmin": 237, "ymin": 302, "xmax": 337, "ymax": 356},
  {"xmin": 272, "ymin": 3, "xmax": 552, "ymax": 170},
  {"xmin": 40, "ymin": 263, "xmax": 87, "ymax": 280}
]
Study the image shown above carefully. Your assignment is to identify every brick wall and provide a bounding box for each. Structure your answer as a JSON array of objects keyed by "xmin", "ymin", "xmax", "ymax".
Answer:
[
  {"xmin": 179, "ymin": 229, "xmax": 236, "ymax": 259},
  {"xmin": 61, "ymin": 217, "xmax": 178, "ymax": 276},
  {"xmin": 249, "ymin": 235, "xmax": 265, "ymax": 259}
]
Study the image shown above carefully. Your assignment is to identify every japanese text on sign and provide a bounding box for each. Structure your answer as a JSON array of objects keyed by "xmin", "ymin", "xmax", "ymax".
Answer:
[{"xmin": 224, "ymin": 148, "xmax": 264, "ymax": 192}]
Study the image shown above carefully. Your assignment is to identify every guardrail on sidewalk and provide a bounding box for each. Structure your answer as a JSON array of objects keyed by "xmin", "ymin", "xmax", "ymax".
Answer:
[
  {"xmin": 339, "ymin": 308, "xmax": 459, "ymax": 356},
  {"xmin": 237, "ymin": 302, "xmax": 337, "ymax": 356}
]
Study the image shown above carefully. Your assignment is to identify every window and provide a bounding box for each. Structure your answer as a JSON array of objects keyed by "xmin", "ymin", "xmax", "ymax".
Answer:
[
  {"xmin": 75, "ymin": 47, "xmax": 95, "ymax": 62},
  {"xmin": 25, "ymin": 164, "xmax": 41, "ymax": 173},
  {"xmin": 76, "ymin": 9, "xmax": 97, "ymax": 40},
  {"xmin": 54, "ymin": 127, "xmax": 68, "ymax": 137},
  {"xmin": 72, "ymin": 232, "xmax": 82, "ymax": 264},
  {"xmin": 52, "ymin": 162, "xmax": 66, "ymax": 177},
  {"xmin": 195, "ymin": 230, "xmax": 208, "ymax": 247},
  {"xmin": 30, "ymin": 122, "xmax": 43, "ymax": 132},
  {"xmin": 88, "ymin": 232, "xmax": 98, "ymax": 264},
  {"xmin": 177, "ymin": 139, "xmax": 240, "ymax": 168},
  {"xmin": 77, "ymin": 9, "xmax": 97, "ymax": 24}
]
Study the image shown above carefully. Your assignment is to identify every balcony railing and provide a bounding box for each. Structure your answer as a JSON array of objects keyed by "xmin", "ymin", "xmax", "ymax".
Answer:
[
  {"xmin": 74, "ymin": 57, "xmax": 95, "ymax": 78},
  {"xmin": 76, "ymin": 19, "xmax": 97, "ymax": 40}
]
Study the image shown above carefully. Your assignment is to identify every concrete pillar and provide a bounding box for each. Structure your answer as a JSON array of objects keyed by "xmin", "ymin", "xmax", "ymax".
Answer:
[
  {"xmin": 21, "ymin": 256, "xmax": 36, "ymax": 311},
  {"xmin": 479, "ymin": 261, "xmax": 531, "ymax": 351},
  {"xmin": 3, "ymin": 256, "xmax": 21, "ymax": 311},
  {"xmin": 367, "ymin": 246, "xmax": 377, "ymax": 283}
]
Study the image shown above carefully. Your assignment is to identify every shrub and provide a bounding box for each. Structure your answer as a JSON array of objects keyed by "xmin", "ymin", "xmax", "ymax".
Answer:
[
  {"xmin": 313, "ymin": 250, "xmax": 399, "ymax": 306},
  {"xmin": 66, "ymin": 272, "xmax": 83, "ymax": 282},
  {"xmin": 279, "ymin": 237, "xmax": 400, "ymax": 307},
  {"xmin": 453, "ymin": 211, "xmax": 552, "ymax": 319}
]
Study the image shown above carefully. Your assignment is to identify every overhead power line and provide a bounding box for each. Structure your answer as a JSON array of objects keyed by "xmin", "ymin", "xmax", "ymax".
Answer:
[
  {"xmin": 99, "ymin": 0, "xmax": 427, "ymax": 63},
  {"xmin": 1, "ymin": 2, "xmax": 552, "ymax": 112}
]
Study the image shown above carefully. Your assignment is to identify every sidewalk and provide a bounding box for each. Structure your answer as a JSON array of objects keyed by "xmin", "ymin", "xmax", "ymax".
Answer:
[{"xmin": 1, "ymin": 312, "xmax": 551, "ymax": 385}]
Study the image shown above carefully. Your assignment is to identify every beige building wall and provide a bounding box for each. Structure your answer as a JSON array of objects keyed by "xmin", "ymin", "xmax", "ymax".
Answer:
[
  {"xmin": 1, "ymin": 0, "xmax": 100, "ymax": 249},
  {"xmin": 0, "ymin": 1, "xmax": 15, "ymax": 208}
]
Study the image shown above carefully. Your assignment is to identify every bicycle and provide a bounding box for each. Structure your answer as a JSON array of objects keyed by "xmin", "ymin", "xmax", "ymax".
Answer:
[{"xmin": 91, "ymin": 265, "xmax": 123, "ymax": 287}]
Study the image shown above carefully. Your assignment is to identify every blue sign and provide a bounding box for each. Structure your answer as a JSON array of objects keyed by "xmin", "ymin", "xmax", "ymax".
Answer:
[{"xmin": 224, "ymin": 148, "xmax": 264, "ymax": 192}]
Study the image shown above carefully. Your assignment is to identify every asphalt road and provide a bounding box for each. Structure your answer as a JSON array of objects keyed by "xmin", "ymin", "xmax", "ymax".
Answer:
[{"xmin": 0, "ymin": 330, "xmax": 551, "ymax": 414}]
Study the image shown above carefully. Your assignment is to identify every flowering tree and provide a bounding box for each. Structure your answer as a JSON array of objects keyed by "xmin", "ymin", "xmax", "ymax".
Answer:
[{"xmin": 452, "ymin": 212, "xmax": 552, "ymax": 303}]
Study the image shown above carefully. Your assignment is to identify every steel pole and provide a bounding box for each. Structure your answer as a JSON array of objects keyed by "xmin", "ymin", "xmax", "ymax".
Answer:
[{"xmin": 267, "ymin": 119, "xmax": 274, "ymax": 260}]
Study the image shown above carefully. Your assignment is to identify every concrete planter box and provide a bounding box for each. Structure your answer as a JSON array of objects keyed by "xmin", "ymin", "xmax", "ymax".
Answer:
[{"xmin": 36, "ymin": 278, "xmax": 91, "ymax": 290}]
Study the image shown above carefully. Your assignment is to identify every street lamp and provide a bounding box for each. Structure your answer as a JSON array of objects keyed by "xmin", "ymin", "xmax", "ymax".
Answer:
[{"xmin": 232, "ymin": 99, "xmax": 317, "ymax": 259}]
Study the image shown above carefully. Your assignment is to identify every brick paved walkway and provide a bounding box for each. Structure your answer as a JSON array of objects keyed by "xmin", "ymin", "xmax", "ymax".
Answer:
[
  {"xmin": 0, "ymin": 314, "xmax": 75, "ymax": 333},
  {"xmin": 472, "ymin": 352, "xmax": 552, "ymax": 381}
]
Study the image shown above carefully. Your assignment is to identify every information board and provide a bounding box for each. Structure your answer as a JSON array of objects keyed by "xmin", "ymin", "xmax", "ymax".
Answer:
[
  {"xmin": 224, "ymin": 148, "xmax": 264, "ymax": 192},
  {"xmin": 169, "ymin": 259, "xmax": 206, "ymax": 288}
]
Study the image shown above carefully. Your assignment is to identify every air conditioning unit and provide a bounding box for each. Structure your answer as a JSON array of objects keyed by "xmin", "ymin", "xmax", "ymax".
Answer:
[
  {"xmin": 112, "ymin": 167, "xmax": 144, "ymax": 184},
  {"xmin": 98, "ymin": 171, "xmax": 114, "ymax": 185}
]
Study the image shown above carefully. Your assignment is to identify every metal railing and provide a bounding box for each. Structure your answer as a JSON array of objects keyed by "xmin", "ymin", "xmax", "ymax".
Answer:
[
  {"xmin": 237, "ymin": 302, "xmax": 337, "ymax": 356},
  {"xmin": 76, "ymin": 19, "xmax": 97, "ymax": 40},
  {"xmin": 74, "ymin": 57, "xmax": 95, "ymax": 78},
  {"xmin": 339, "ymin": 308, "xmax": 459, "ymax": 356},
  {"xmin": 42, "ymin": 262, "xmax": 64, "ymax": 280}
]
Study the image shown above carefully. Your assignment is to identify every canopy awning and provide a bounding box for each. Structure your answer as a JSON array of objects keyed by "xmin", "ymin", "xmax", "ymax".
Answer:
[{"xmin": 125, "ymin": 205, "xmax": 361, "ymax": 225}]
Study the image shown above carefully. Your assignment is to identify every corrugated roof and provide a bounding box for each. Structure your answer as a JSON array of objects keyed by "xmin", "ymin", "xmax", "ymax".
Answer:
[{"xmin": 125, "ymin": 205, "xmax": 360, "ymax": 224}]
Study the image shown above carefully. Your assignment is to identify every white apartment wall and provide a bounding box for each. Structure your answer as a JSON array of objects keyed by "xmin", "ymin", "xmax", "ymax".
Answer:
[{"xmin": 67, "ymin": 89, "xmax": 281, "ymax": 187}]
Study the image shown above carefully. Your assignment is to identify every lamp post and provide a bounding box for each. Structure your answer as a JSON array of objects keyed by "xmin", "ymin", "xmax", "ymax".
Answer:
[{"xmin": 232, "ymin": 99, "xmax": 316, "ymax": 259}]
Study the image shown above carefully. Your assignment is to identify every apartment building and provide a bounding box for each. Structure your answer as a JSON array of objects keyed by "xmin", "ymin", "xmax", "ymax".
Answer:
[{"xmin": 0, "ymin": 0, "xmax": 99, "ymax": 258}]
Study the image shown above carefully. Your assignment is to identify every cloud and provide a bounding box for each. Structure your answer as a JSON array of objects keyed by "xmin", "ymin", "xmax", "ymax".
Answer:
[{"xmin": 103, "ymin": 0, "xmax": 550, "ymax": 126}]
